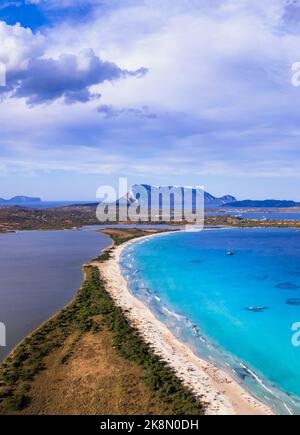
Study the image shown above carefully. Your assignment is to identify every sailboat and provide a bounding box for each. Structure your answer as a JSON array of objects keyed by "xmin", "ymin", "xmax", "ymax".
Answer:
[{"xmin": 227, "ymin": 248, "xmax": 234, "ymax": 256}]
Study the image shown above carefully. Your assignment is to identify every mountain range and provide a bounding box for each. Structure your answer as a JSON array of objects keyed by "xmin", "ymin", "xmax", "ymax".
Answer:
[
  {"xmin": 118, "ymin": 185, "xmax": 237, "ymax": 208},
  {"xmin": 117, "ymin": 185, "xmax": 300, "ymax": 209},
  {"xmin": 0, "ymin": 196, "xmax": 42, "ymax": 205},
  {"xmin": 1, "ymin": 189, "xmax": 299, "ymax": 209}
]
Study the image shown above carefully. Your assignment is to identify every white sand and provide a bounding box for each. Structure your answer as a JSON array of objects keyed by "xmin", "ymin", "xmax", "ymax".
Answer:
[{"xmin": 94, "ymin": 233, "xmax": 274, "ymax": 415}]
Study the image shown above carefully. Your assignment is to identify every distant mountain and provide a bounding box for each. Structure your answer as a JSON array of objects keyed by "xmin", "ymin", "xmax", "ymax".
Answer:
[
  {"xmin": 0, "ymin": 196, "xmax": 42, "ymax": 205},
  {"xmin": 223, "ymin": 199, "xmax": 300, "ymax": 208},
  {"xmin": 117, "ymin": 185, "xmax": 236, "ymax": 208},
  {"xmin": 204, "ymin": 192, "xmax": 236, "ymax": 207}
]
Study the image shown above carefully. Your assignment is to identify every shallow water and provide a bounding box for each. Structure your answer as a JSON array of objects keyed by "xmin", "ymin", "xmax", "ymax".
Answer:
[
  {"xmin": 121, "ymin": 228, "xmax": 300, "ymax": 414},
  {"xmin": 0, "ymin": 229, "xmax": 110, "ymax": 361}
]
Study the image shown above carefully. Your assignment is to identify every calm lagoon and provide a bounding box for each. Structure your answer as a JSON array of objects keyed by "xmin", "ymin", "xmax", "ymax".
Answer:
[{"xmin": 0, "ymin": 229, "xmax": 110, "ymax": 361}]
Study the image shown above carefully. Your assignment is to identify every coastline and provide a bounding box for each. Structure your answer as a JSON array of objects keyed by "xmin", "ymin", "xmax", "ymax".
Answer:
[{"xmin": 95, "ymin": 232, "xmax": 274, "ymax": 415}]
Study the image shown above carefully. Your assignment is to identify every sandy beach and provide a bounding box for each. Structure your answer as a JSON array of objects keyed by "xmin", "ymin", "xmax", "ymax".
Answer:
[{"xmin": 94, "ymin": 232, "xmax": 274, "ymax": 416}]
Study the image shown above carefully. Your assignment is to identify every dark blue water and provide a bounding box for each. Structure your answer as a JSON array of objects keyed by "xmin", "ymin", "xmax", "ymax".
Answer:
[
  {"xmin": 0, "ymin": 229, "xmax": 111, "ymax": 361},
  {"xmin": 206, "ymin": 211, "xmax": 300, "ymax": 221},
  {"xmin": 121, "ymin": 228, "xmax": 300, "ymax": 414}
]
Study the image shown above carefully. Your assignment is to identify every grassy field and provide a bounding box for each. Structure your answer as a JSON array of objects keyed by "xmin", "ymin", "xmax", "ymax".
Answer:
[
  {"xmin": 0, "ymin": 229, "xmax": 204, "ymax": 415},
  {"xmin": 98, "ymin": 227, "xmax": 173, "ymax": 245}
]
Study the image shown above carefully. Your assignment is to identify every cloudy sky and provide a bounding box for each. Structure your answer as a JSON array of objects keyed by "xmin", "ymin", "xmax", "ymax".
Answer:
[{"xmin": 1, "ymin": 0, "xmax": 300, "ymax": 200}]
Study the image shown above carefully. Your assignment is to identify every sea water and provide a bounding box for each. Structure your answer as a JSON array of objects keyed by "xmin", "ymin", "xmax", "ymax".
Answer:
[
  {"xmin": 206, "ymin": 210, "xmax": 300, "ymax": 220},
  {"xmin": 120, "ymin": 228, "xmax": 300, "ymax": 415}
]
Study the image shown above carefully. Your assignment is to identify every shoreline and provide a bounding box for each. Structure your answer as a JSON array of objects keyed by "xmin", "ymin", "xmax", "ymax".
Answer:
[
  {"xmin": 94, "ymin": 232, "xmax": 274, "ymax": 415},
  {"xmin": 1, "ymin": 266, "xmax": 91, "ymax": 365}
]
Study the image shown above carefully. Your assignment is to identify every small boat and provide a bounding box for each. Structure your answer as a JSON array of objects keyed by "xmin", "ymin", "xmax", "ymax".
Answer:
[
  {"xmin": 227, "ymin": 249, "xmax": 234, "ymax": 256},
  {"xmin": 246, "ymin": 306, "xmax": 268, "ymax": 313}
]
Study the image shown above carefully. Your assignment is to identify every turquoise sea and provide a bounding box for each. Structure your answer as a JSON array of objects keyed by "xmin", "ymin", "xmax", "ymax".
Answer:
[{"xmin": 120, "ymin": 228, "xmax": 300, "ymax": 415}]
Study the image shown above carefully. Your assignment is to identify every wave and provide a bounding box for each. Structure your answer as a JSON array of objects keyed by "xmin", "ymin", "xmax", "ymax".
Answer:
[{"xmin": 239, "ymin": 363, "xmax": 274, "ymax": 395}]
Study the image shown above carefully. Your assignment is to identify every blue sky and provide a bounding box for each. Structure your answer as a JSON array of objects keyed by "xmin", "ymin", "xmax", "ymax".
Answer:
[{"xmin": 1, "ymin": 0, "xmax": 300, "ymax": 200}]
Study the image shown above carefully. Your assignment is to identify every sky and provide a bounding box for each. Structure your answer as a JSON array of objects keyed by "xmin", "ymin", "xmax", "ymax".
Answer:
[{"xmin": 0, "ymin": 0, "xmax": 300, "ymax": 200}]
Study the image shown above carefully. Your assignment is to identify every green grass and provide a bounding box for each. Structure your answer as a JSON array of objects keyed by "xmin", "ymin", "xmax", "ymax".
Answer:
[{"xmin": 0, "ymin": 243, "xmax": 204, "ymax": 415}]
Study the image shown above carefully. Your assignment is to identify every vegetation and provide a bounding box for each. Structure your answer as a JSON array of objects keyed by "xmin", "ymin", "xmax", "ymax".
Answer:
[
  {"xmin": 98, "ymin": 228, "xmax": 174, "ymax": 245},
  {"xmin": 205, "ymin": 215, "xmax": 300, "ymax": 228},
  {"xmin": 0, "ymin": 229, "xmax": 204, "ymax": 415},
  {"xmin": 0, "ymin": 206, "xmax": 183, "ymax": 233},
  {"xmin": 92, "ymin": 229, "xmax": 173, "ymax": 262},
  {"xmin": 1, "ymin": 204, "xmax": 300, "ymax": 234}
]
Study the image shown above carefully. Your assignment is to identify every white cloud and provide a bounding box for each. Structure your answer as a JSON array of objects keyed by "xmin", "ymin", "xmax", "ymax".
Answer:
[
  {"xmin": 43, "ymin": 0, "xmax": 300, "ymax": 120},
  {"xmin": 0, "ymin": 20, "xmax": 147, "ymax": 104},
  {"xmin": 0, "ymin": 21, "xmax": 44, "ymax": 71},
  {"xmin": 1, "ymin": 0, "xmax": 300, "ymax": 197}
]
